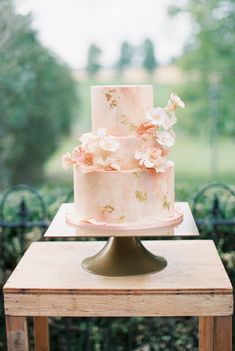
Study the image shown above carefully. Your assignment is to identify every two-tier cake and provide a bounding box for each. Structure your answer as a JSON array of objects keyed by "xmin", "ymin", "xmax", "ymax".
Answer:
[{"xmin": 62, "ymin": 85, "xmax": 185, "ymax": 229}]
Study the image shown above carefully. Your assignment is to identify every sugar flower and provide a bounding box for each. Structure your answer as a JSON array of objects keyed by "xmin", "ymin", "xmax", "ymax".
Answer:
[
  {"xmin": 156, "ymin": 130, "xmax": 175, "ymax": 148},
  {"xmin": 154, "ymin": 157, "xmax": 168, "ymax": 173},
  {"xmin": 99, "ymin": 135, "xmax": 119, "ymax": 152},
  {"xmin": 80, "ymin": 128, "xmax": 119, "ymax": 153},
  {"xmin": 61, "ymin": 152, "xmax": 76, "ymax": 170},
  {"xmin": 79, "ymin": 132, "xmax": 99, "ymax": 153},
  {"xmin": 97, "ymin": 156, "xmax": 120, "ymax": 171},
  {"xmin": 146, "ymin": 107, "xmax": 174, "ymax": 130},
  {"xmin": 135, "ymin": 148, "xmax": 168, "ymax": 173},
  {"xmin": 167, "ymin": 93, "xmax": 185, "ymax": 111},
  {"xmin": 135, "ymin": 150, "xmax": 155, "ymax": 168},
  {"xmin": 136, "ymin": 121, "xmax": 155, "ymax": 136}
]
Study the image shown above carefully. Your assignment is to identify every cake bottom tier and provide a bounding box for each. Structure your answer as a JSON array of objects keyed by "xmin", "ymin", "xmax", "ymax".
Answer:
[{"xmin": 74, "ymin": 162, "xmax": 175, "ymax": 225}]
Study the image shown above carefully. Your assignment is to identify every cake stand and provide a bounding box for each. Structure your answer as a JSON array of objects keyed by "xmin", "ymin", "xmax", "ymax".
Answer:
[{"xmin": 44, "ymin": 202, "xmax": 199, "ymax": 276}]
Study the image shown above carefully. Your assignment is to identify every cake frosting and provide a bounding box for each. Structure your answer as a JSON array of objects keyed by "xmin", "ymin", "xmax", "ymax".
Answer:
[{"xmin": 62, "ymin": 85, "xmax": 185, "ymax": 226}]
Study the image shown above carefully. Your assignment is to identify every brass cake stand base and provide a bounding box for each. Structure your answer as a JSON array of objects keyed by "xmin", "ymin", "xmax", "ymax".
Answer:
[{"xmin": 82, "ymin": 237, "xmax": 167, "ymax": 277}]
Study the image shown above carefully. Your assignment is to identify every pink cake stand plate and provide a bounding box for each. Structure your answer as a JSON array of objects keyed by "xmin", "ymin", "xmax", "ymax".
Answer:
[{"xmin": 65, "ymin": 207, "xmax": 183, "ymax": 231}]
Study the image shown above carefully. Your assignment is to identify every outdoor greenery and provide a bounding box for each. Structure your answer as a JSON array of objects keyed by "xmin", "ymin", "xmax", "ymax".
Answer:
[
  {"xmin": 86, "ymin": 44, "xmax": 103, "ymax": 77},
  {"xmin": 142, "ymin": 38, "xmax": 157, "ymax": 75},
  {"xmin": 169, "ymin": 0, "xmax": 235, "ymax": 135},
  {"xmin": 0, "ymin": 0, "xmax": 77, "ymax": 187},
  {"xmin": 0, "ymin": 0, "xmax": 234, "ymax": 349}
]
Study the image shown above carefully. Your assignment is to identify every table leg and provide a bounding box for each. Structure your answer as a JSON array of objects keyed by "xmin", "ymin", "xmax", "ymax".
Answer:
[
  {"xmin": 5, "ymin": 316, "xmax": 29, "ymax": 351},
  {"xmin": 33, "ymin": 317, "xmax": 50, "ymax": 351},
  {"xmin": 199, "ymin": 316, "xmax": 232, "ymax": 351},
  {"xmin": 199, "ymin": 316, "xmax": 214, "ymax": 351},
  {"xmin": 214, "ymin": 316, "xmax": 232, "ymax": 351}
]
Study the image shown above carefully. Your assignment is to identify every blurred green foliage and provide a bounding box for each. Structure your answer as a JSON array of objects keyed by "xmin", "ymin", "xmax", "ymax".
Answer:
[
  {"xmin": 0, "ymin": 0, "xmax": 78, "ymax": 186},
  {"xmin": 142, "ymin": 38, "xmax": 157, "ymax": 74},
  {"xmin": 169, "ymin": 0, "xmax": 235, "ymax": 135},
  {"xmin": 116, "ymin": 41, "xmax": 135, "ymax": 73},
  {"xmin": 86, "ymin": 44, "xmax": 103, "ymax": 76}
]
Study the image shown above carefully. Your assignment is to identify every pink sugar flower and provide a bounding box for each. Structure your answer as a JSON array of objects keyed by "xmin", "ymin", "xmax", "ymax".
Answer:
[
  {"xmin": 136, "ymin": 122, "xmax": 155, "ymax": 136},
  {"xmin": 61, "ymin": 152, "xmax": 76, "ymax": 170}
]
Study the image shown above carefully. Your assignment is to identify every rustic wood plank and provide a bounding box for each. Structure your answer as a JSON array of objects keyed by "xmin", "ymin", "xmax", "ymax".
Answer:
[
  {"xmin": 214, "ymin": 316, "xmax": 232, "ymax": 351},
  {"xmin": 3, "ymin": 241, "xmax": 232, "ymax": 294},
  {"xmin": 44, "ymin": 202, "xmax": 199, "ymax": 237},
  {"xmin": 5, "ymin": 316, "xmax": 29, "ymax": 351},
  {"xmin": 4, "ymin": 293, "xmax": 233, "ymax": 317},
  {"xmin": 34, "ymin": 317, "xmax": 49, "ymax": 351},
  {"xmin": 199, "ymin": 317, "xmax": 214, "ymax": 351}
]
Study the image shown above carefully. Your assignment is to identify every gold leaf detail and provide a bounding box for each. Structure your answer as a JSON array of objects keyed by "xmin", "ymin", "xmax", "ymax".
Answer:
[
  {"xmin": 110, "ymin": 99, "xmax": 117, "ymax": 109},
  {"xmin": 101, "ymin": 205, "xmax": 115, "ymax": 214},
  {"xmin": 105, "ymin": 89, "xmax": 116, "ymax": 102},
  {"xmin": 163, "ymin": 195, "xmax": 170, "ymax": 210},
  {"xmin": 121, "ymin": 114, "xmax": 128, "ymax": 125},
  {"xmin": 133, "ymin": 171, "xmax": 140, "ymax": 178},
  {"xmin": 118, "ymin": 215, "xmax": 125, "ymax": 223},
  {"xmin": 105, "ymin": 92, "xmax": 112, "ymax": 102},
  {"xmin": 135, "ymin": 191, "xmax": 147, "ymax": 202},
  {"xmin": 120, "ymin": 114, "xmax": 136, "ymax": 131},
  {"xmin": 128, "ymin": 122, "xmax": 136, "ymax": 132}
]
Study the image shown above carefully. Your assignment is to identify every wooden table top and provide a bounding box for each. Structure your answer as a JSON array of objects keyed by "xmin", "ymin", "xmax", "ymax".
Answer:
[
  {"xmin": 44, "ymin": 202, "xmax": 199, "ymax": 237},
  {"xmin": 4, "ymin": 240, "xmax": 232, "ymax": 294}
]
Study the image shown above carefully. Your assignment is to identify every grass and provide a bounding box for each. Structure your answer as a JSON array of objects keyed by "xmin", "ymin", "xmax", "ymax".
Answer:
[{"xmin": 45, "ymin": 77, "xmax": 235, "ymax": 190}]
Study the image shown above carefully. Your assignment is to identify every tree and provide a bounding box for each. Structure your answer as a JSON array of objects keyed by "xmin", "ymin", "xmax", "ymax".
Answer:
[
  {"xmin": 0, "ymin": 0, "xmax": 77, "ymax": 186},
  {"xmin": 86, "ymin": 44, "xmax": 102, "ymax": 76},
  {"xmin": 142, "ymin": 38, "xmax": 157, "ymax": 74},
  {"xmin": 116, "ymin": 41, "xmax": 135, "ymax": 73},
  {"xmin": 169, "ymin": 0, "xmax": 235, "ymax": 135}
]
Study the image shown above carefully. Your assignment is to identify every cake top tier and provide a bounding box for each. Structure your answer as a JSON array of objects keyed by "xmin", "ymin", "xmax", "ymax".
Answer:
[{"xmin": 91, "ymin": 85, "xmax": 153, "ymax": 136}]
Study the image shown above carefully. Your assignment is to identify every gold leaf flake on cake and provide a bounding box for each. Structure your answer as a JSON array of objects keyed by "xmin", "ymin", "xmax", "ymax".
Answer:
[
  {"xmin": 110, "ymin": 99, "xmax": 117, "ymax": 109},
  {"xmin": 120, "ymin": 114, "xmax": 128, "ymax": 125},
  {"xmin": 128, "ymin": 123, "xmax": 136, "ymax": 132},
  {"xmin": 163, "ymin": 195, "xmax": 170, "ymax": 210},
  {"xmin": 118, "ymin": 215, "xmax": 125, "ymax": 223},
  {"xmin": 121, "ymin": 114, "xmax": 136, "ymax": 132},
  {"xmin": 105, "ymin": 89, "xmax": 116, "ymax": 102},
  {"xmin": 101, "ymin": 205, "xmax": 115, "ymax": 214},
  {"xmin": 135, "ymin": 191, "xmax": 147, "ymax": 202},
  {"xmin": 132, "ymin": 170, "xmax": 140, "ymax": 178}
]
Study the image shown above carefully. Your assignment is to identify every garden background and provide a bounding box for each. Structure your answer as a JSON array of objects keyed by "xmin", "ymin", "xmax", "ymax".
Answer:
[{"xmin": 0, "ymin": 0, "xmax": 234, "ymax": 350}]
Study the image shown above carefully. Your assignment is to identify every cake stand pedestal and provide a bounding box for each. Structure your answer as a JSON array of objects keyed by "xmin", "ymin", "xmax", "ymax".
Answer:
[
  {"xmin": 44, "ymin": 202, "xmax": 199, "ymax": 277},
  {"xmin": 82, "ymin": 237, "xmax": 167, "ymax": 276}
]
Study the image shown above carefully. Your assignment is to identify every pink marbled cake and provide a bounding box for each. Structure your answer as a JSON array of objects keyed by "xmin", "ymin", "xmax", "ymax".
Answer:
[
  {"xmin": 92, "ymin": 85, "xmax": 153, "ymax": 136},
  {"xmin": 74, "ymin": 162, "xmax": 174, "ymax": 224},
  {"xmin": 72, "ymin": 85, "xmax": 176, "ymax": 225}
]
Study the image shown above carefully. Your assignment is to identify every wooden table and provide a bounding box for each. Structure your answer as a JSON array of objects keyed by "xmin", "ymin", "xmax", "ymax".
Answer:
[{"xmin": 3, "ymin": 240, "xmax": 233, "ymax": 350}]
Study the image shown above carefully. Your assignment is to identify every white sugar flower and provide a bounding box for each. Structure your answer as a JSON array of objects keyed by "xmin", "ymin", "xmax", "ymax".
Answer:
[
  {"xmin": 146, "ymin": 107, "xmax": 176, "ymax": 130},
  {"xmin": 96, "ymin": 128, "xmax": 119, "ymax": 152},
  {"xmin": 80, "ymin": 129, "xmax": 119, "ymax": 153},
  {"xmin": 167, "ymin": 93, "xmax": 185, "ymax": 110},
  {"xmin": 97, "ymin": 156, "xmax": 120, "ymax": 171},
  {"xmin": 156, "ymin": 130, "xmax": 175, "ymax": 147},
  {"xmin": 135, "ymin": 149, "xmax": 168, "ymax": 173},
  {"xmin": 153, "ymin": 157, "xmax": 168, "ymax": 173},
  {"xmin": 99, "ymin": 136, "xmax": 119, "ymax": 152},
  {"xmin": 79, "ymin": 132, "xmax": 99, "ymax": 152},
  {"xmin": 96, "ymin": 128, "xmax": 106, "ymax": 138},
  {"xmin": 135, "ymin": 150, "xmax": 155, "ymax": 168}
]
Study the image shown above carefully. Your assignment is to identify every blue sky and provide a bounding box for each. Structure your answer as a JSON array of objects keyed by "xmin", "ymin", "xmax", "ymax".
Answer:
[{"xmin": 16, "ymin": 0, "xmax": 191, "ymax": 69}]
